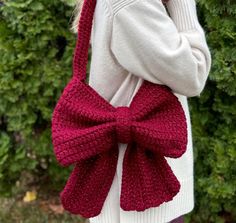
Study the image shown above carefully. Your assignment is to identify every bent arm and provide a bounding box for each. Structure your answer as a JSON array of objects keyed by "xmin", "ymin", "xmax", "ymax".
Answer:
[{"xmin": 110, "ymin": 0, "xmax": 212, "ymax": 97}]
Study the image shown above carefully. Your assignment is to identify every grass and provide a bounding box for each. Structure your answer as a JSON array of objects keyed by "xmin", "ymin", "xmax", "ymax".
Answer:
[{"xmin": 0, "ymin": 194, "xmax": 87, "ymax": 223}]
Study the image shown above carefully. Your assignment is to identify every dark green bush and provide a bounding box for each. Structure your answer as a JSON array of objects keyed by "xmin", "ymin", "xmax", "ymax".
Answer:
[
  {"xmin": 0, "ymin": 0, "xmax": 235, "ymax": 222},
  {"xmin": 0, "ymin": 0, "xmax": 76, "ymax": 196},
  {"xmin": 187, "ymin": 0, "xmax": 236, "ymax": 222}
]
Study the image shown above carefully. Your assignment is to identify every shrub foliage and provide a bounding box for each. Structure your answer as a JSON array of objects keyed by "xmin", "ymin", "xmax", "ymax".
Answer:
[
  {"xmin": 187, "ymin": 0, "xmax": 236, "ymax": 222},
  {"xmin": 0, "ymin": 0, "xmax": 76, "ymax": 195}
]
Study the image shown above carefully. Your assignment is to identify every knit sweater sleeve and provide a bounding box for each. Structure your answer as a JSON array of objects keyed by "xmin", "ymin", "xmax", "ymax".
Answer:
[{"xmin": 110, "ymin": 0, "xmax": 212, "ymax": 97}]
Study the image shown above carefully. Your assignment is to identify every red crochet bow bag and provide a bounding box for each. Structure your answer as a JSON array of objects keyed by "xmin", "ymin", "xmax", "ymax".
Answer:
[{"xmin": 51, "ymin": 0, "xmax": 187, "ymax": 218}]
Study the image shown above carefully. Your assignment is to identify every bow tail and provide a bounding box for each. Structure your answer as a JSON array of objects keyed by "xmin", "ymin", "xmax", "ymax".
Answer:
[
  {"xmin": 60, "ymin": 147, "xmax": 119, "ymax": 218},
  {"xmin": 120, "ymin": 144, "xmax": 181, "ymax": 211}
]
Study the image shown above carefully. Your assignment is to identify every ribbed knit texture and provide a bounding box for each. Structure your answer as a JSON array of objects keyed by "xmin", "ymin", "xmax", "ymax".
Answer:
[
  {"xmin": 166, "ymin": 0, "xmax": 202, "ymax": 32},
  {"xmin": 51, "ymin": 0, "xmax": 189, "ymax": 219}
]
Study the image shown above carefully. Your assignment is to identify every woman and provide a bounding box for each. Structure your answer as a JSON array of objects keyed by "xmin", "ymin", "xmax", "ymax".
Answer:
[{"xmin": 71, "ymin": 0, "xmax": 212, "ymax": 222}]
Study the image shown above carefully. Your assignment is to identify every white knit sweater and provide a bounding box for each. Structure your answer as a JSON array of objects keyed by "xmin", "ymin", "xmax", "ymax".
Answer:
[{"xmin": 87, "ymin": 0, "xmax": 212, "ymax": 222}]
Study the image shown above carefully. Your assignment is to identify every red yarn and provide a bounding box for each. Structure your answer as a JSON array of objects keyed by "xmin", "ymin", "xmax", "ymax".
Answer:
[{"xmin": 51, "ymin": 0, "xmax": 187, "ymax": 218}]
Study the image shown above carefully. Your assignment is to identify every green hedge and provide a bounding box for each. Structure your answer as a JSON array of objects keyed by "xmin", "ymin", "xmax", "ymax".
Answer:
[
  {"xmin": 0, "ymin": 0, "xmax": 76, "ymax": 195},
  {"xmin": 187, "ymin": 1, "xmax": 236, "ymax": 222},
  {"xmin": 0, "ymin": 0, "xmax": 235, "ymax": 222}
]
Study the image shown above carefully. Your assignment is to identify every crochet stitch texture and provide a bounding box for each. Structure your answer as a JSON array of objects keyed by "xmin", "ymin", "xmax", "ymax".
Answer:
[{"xmin": 51, "ymin": 0, "xmax": 187, "ymax": 218}]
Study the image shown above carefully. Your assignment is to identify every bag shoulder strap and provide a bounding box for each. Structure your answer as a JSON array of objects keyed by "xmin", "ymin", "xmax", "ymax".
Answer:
[{"xmin": 73, "ymin": 0, "xmax": 96, "ymax": 82}]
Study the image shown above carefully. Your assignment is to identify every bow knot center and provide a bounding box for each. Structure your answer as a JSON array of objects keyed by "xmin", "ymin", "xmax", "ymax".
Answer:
[{"xmin": 115, "ymin": 106, "xmax": 132, "ymax": 144}]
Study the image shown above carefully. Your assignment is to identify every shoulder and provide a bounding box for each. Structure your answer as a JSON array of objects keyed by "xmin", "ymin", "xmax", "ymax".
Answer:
[{"xmin": 106, "ymin": 0, "xmax": 167, "ymax": 15}]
